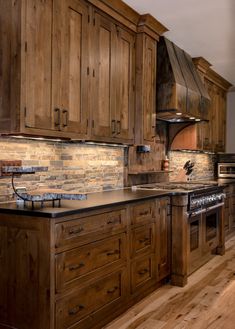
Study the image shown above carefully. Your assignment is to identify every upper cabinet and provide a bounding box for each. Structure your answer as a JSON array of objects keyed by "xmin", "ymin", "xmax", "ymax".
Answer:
[
  {"xmin": 193, "ymin": 58, "xmax": 232, "ymax": 153},
  {"xmin": 0, "ymin": 0, "xmax": 89, "ymax": 139},
  {"xmin": 91, "ymin": 11, "xmax": 135, "ymax": 143},
  {"xmin": 135, "ymin": 15, "xmax": 167, "ymax": 145}
]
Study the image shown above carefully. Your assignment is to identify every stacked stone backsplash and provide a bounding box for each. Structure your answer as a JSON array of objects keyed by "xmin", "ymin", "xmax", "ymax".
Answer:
[
  {"xmin": 0, "ymin": 138, "xmax": 124, "ymax": 202},
  {"xmin": 169, "ymin": 151, "xmax": 216, "ymax": 181}
]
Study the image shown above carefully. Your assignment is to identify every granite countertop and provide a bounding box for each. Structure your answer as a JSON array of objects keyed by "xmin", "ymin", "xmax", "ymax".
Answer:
[{"xmin": 0, "ymin": 188, "xmax": 170, "ymax": 218}]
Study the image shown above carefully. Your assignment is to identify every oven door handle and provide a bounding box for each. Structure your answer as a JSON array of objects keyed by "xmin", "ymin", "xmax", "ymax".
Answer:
[
  {"xmin": 206, "ymin": 202, "xmax": 224, "ymax": 212},
  {"xmin": 189, "ymin": 208, "xmax": 207, "ymax": 217}
]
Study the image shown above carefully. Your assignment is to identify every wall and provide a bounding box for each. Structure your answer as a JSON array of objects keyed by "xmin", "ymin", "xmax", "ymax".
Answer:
[
  {"xmin": 0, "ymin": 138, "xmax": 125, "ymax": 202},
  {"xmin": 169, "ymin": 151, "xmax": 216, "ymax": 181},
  {"xmin": 226, "ymin": 91, "xmax": 235, "ymax": 152}
]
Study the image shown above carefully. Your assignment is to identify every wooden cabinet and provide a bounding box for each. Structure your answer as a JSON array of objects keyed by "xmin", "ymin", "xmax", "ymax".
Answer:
[
  {"xmin": 91, "ymin": 11, "xmax": 135, "ymax": 143},
  {"xmin": 135, "ymin": 16, "xmax": 167, "ymax": 145},
  {"xmin": 193, "ymin": 58, "xmax": 231, "ymax": 152},
  {"xmin": 223, "ymin": 183, "xmax": 235, "ymax": 237},
  {"xmin": 0, "ymin": 0, "xmax": 89, "ymax": 138},
  {"xmin": 0, "ymin": 196, "xmax": 171, "ymax": 329}
]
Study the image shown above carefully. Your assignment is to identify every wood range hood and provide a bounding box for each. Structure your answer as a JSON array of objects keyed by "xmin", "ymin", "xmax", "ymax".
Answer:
[{"xmin": 157, "ymin": 37, "xmax": 210, "ymax": 123}]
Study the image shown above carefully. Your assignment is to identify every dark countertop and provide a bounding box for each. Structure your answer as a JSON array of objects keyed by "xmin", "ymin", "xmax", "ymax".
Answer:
[{"xmin": 0, "ymin": 188, "xmax": 170, "ymax": 218}]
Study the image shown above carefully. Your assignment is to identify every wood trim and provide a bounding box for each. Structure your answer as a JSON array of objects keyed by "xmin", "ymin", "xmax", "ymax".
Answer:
[
  {"xmin": 87, "ymin": 0, "xmax": 139, "ymax": 31},
  {"xmin": 137, "ymin": 14, "xmax": 168, "ymax": 40},
  {"xmin": 206, "ymin": 68, "xmax": 232, "ymax": 91},
  {"xmin": 192, "ymin": 57, "xmax": 212, "ymax": 75}
]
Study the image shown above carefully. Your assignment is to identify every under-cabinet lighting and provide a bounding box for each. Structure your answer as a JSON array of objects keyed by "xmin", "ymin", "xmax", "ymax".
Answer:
[
  {"xmin": 176, "ymin": 112, "xmax": 182, "ymax": 116},
  {"xmin": 189, "ymin": 117, "xmax": 195, "ymax": 120},
  {"xmin": 195, "ymin": 119, "xmax": 201, "ymax": 122}
]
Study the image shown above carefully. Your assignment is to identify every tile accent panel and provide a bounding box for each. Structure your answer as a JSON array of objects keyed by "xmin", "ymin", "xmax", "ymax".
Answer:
[
  {"xmin": 0, "ymin": 138, "xmax": 124, "ymax": 202},
  {"xmin": 169, "ymin": 151, "xmax": 216, "ymax": 181}
]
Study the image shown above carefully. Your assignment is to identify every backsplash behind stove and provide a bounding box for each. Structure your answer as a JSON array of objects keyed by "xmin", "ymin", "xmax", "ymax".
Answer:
[{"xmin": 169, "ymin": 151, "xmax": 216, "ymax": 181}]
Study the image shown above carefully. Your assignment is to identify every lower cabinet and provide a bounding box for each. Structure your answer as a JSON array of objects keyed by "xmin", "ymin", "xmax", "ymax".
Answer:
[
  {"xmin": 0, "ymin": 196, "xmax": 171, "ymax": 329},
  {"xmin": 224, "ymin": 183, "xmax": 235, "ymax": 237}
]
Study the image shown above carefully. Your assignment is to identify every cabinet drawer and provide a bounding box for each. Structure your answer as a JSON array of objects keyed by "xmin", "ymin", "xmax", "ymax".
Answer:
[
  {"xmin": 131, "ymin": 224, "xmax": 155, "ymax": 257},
  {"xmin": 56, "ymin": 233, "xmax": 127, "ymax": 291},
  {"xmin": 131, "ymin": 200, "xmax": 156, "ymax": 226},
  {"xmin": 131, "ymin": 254, "xmax": 156, "ymax": 293},
  {"xmin": 56, "ymin": 268, "xmax": 127, "ymax": 329},
  {"xmin": 55, "ymin": 209, "xmax": 126, "ymax": 249}
]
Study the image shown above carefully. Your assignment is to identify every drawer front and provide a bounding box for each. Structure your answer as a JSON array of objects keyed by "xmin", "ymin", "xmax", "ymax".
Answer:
[
  {"xmin": 131, "ymin": 201, "xmax": 156, "ymax": 226},
  {"xmin": 55, "ymin": 209, "xmax": 126, "ymax": 249},
  {"xmin": 56, "ymin": 233, "xmax": 127, "ymax": 291},
  {"xmin": 131, "ymin": 224, "xmax": 155, "ymax": 257},
  {"xmin": 131, "ymin": 254, "xmax": 156, "ymax": 293},
  {"xmin": 56, "ymin": 269, "xmax": 127, "ymax": 329}
]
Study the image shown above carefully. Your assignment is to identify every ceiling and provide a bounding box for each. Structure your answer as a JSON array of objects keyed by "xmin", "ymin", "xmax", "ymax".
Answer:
[{"xmin": 124, "ymin": 0, "xmax": 235, "ymax": 89}]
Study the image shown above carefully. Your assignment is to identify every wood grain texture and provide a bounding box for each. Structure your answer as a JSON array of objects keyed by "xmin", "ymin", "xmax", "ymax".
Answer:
[{"xmin": 104, "ymin": 235, "xmax": 235, "ymax": 329}]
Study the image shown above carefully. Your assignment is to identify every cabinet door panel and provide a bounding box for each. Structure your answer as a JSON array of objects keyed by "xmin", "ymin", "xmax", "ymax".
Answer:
[
  {"xmin": 143, "ymin": 35, "xmax": 156, "ymax": 142},
  {"xmin": 53, "ymin": 0, "xmax": 89, "ymax": 135},
  {"xmin": 92, "ymin": 12, "xmax": 116, "ymax": 138},
  {"xmin": 24, "ymin": 0, "xmax": 53, "ymax": 130},
  {"xmin": 115, "ymin": 26, "xmax": 135, "ymax": 140}
]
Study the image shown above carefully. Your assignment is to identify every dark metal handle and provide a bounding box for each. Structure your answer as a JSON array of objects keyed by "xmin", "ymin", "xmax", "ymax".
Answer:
[
  {"xmin": 116, "ymin": 120, "xmax": 121, "ymax": 135},
  {"xmin": 139, "ymin": 237, "xmax": 149, "ymax": 243},
  {"xmin": 69, "ymin": 263, "xmax": 85, "ymax": 271},
  {"xmin": 62, "ymin": 109, "xmax": 69, "ymax": 127},
  {"xmin": 54, "ymin": 108, "xmax": 61, "ymax": 127},
  {"xmin": 107, "ymin": 286, "xmax": 118, "ymax": 294},
  {"xmin": 68, "ymin": 226, "xmax": 84, "ymax": 235},
  {"xmin": 106, "ymin": 249, "xmax": 119, "ymax": 256},
  {"xmin": 68, "ymin": 304, "xmax": 84, "ymax": 315},
  {"xmin": 139, "ymin": 210, "xmax": 149, "ymax": 216},
  {"xmin": 107, "ymin": 216, "xmax": 120, "ymax": 225},
  {"xmin": 111, "ymin": 120, "xmax": 116, "ymax": 134},
  {"xmin": 138, "ymin": 268, "xmax": 149, "ymax": 275}
]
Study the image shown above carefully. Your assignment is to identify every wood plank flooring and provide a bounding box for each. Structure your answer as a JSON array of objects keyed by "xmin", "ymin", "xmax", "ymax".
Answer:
[{"xmin": 104, "ymin": 235, "xmax": 235, "ymax": 329}]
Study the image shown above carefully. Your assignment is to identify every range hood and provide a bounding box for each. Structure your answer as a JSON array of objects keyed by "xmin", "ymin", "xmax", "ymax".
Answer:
[{"xmin": 157, "ymin": 37, "xmax": 210, "ymax": 122}]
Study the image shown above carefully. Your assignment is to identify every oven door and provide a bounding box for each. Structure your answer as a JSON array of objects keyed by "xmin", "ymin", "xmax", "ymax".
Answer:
[
  {"xmin": 202, "ymin": 203, "xmax": 223, "ymax": 253},
  {"xmin": 188, "ymin": 212, "xmax": 203, "ymax": 275}
]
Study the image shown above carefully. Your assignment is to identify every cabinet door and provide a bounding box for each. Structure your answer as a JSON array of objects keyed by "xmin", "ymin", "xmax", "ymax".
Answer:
[
  {"xmin": 201, "ymin": 79, "xmax": 215, "ymax": 151},
  {"xmin": 143, "ymin": 35, "xmax": 156, "ymax": 142},
  {"xmin": 216, "ymin": 89, "xmax": 226, "ymax": 152},
  {"xmin": 115, "ymin": 26, "xmax": 135, "ymax": 141},
  {"xmin": 53, "ymin": 0, "xmax": 89, "ymax": 135},
  {"xmin": 156, "ymin": 198, "xmax": 171, "ymax": 280},
  {"xmin": 91, "ymin": 12, "xmax": 116, "ymax": 138},
  {"xmin": 23, "ymin": 0, "xmax": 54, "ymax": 130}
]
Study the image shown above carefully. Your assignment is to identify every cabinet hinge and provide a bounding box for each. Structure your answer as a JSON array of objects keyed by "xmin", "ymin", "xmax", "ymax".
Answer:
[
  {"xmin": 87, "ymin": 67, "xmax": 90, "ymax": 75},
  {"xmin": 93, "ymin": 69, "xmax": 95, "ymax": 77},
  {"xmin": 25, "ymin": 42, "xmax": 27, "ymax": 52}
]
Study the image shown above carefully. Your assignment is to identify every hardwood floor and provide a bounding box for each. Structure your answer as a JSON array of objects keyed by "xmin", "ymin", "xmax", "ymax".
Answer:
[{"xmin": 104, "ymin": 235, "xmax": 235, "ymax": 329}]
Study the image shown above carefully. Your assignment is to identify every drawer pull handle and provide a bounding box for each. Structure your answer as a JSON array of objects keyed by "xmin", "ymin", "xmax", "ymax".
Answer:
[
  {"xmin": 68, "ymin": 304, "xmax": 84, "ymax": 315},
  {"xmin": 68, "ymin": 227, "xmax": 84, "ymax": 235},
  {"xmin": 69, "ymin": 263, "xmax": 85, "ymax": 271},
  {"xmin": 106, "ymin": 249, "xmax": 119, "ymax": 256},
  {"xmin": 139, "ymin": 210, "xmax": 150, "ymax": 216},
  {"xmin": 107, "ymin": 286, "xmax": 118, "ymax": 294},
  {"xmin": 139, "ymin": 238, "xmax": 149, "ymax": 243},
  {"xmin": 107, "ymin": 217, "xmax": 120, "ymax": 225},
  {"xmin": 138, "ymin": 268, "xmax": 149, "ymax": 275}
]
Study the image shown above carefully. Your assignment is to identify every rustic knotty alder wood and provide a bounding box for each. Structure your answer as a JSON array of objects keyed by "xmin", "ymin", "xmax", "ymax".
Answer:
[
  {"xmin": 104, "ymin": 235, "xmax": 235, "ymax": 329},
  {"xmin": 0, "ymin": 196, "xmax": 170, "ymax": 329}
]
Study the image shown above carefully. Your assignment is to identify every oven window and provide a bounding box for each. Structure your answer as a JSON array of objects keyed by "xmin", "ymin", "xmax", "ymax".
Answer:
[
  {"xmin": 205, "ymin": 213, "xmax": 217, "ymax": 242},
  {"xmin": 190, "ymin": 220, "xmax": 199, "ymax": 251}
]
